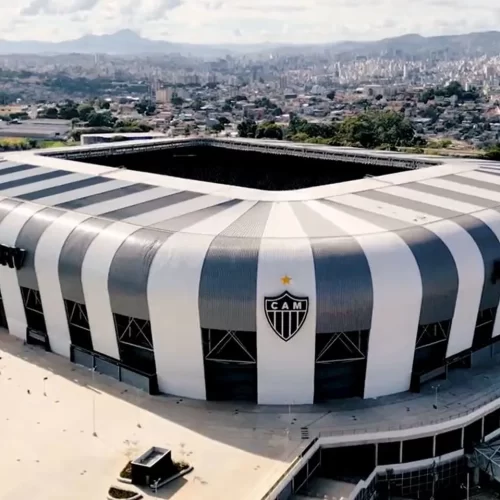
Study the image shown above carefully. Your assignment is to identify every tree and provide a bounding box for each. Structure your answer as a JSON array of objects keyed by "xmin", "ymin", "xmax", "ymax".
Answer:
[
  {"xmin": 0, "ymin": 92, "xmax": 18, "ymax": 105},
  {"xmin": 77, "ymin": 104, "xmax": 95, "ymax": 122},
  {"xmin": 171, "ymin": 94, "xmax": 184, "ymax": 106},
  {"xmin": 334, "ymin": 110, "xmax": 418, "ymax": 149},
  {"xmin": 218, "ymin": 116, "xmax": 230, "ymax": 126},
  {"xmin": 286, "ymin": 114, "xmax": 337, "ymax": 141},
  {"xmin": 336, "ymin": 114, "xmax": 377, "ymax": 148},
  {"xmin": 326, "ymin": 90, "xmax": 336, "ymax": 100},
  {"xmin": 287, "ymin": 113, "xmax": 309, "ymax": 136},
  {"xmin": 420, "ymin": 88, "xmax": 435, "ymax": 103},
  {"xmin": 135, "ymin": 100, "xmax": 156, "ymax": 116},
  {"xmin": 42, "ymin": 107, "xmax": 59, "ymax": 119},
  {"xmin": 445, "ymin": 81, "xmax": 463, "ymax": 97},
  {"xmin": 254, "ymin": 97, "xmax": 273, "ymax": 108},
  {"xmin": 484, "ymin": 144, "xmax": 500, "ymax": 161},
  {"xmin": 192, "ymin": 98, "xmax": 204, "ymax": 111},
  {"xmin": 58, "ymin": 100, "xmax": 79, "ymax": 120},
  {"xmin": 237, "ymin": 119, "xmax": 257, "ymax": 138},
  {"xmin": 212, "ymin": 122, "xmax": 225, "ymax": 133},
  {"xmin": 373, "ymin": 110, "xmax": 415, "ymax": 148},
  {"xmin": 256, "ymin": 122, "xmax": 283, "ymax": 140},
  {"xmin": 86, "ymin": 110, "xmax": 116, "ymax": 128}
]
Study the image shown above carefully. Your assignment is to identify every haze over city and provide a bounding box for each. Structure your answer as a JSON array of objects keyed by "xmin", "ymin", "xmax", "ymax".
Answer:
[{"xmin": 0, "ymin": 0, "xmax": 498, "ymax": 44}]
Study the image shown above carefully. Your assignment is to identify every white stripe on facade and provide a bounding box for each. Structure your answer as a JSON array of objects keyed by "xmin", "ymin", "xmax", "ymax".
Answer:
[
  {"xmin": 381, "ymin": 185, "xmax": 481, "ymax": 213},
  {"xmin": 74, "ymin": 186, "xmax": 176, "ymax": 215},
  {"xmin": 147, "ymin": 200, "xmax": 257, "ymax": 400},
  {"xmin": 332, "ymin": 193, "xmax": 441, "ymax": 225},
  {"xmin": 0, "ymin": 167, "xmax": 49, "ymax": 185},
  {"xmin": 380, "ymin": 185, "xmax": 500, "ymax": 345},
  {"xmin": 256, "ymin": 202, "xmax": 316, "ymax": 404},
  {"xmin": 32, "ymin": 179, "xmax": 128, "ymax": 206},
  {"xmin": 34, "ymin": 212, "xmax": 93, "ymax": 357},
  {"xmin": 0, "ymin": 173, "xmax": 88, "ymax": 197},
  {"xmin": 420, "ymin": 178, "xmax": 500, "ymax": 203},
  {"xmin": 457, "ymin": 169, "xmax": 500, "ymax": 186},
  {"xmin": 81, "ymin": 222, "xmax": 137, "ymax": 359},
  {"xmin": 332, "ymin": 193, "xmax": 485, "ymax": 357},
  {"xmin": 124, "ymin": 194, "xmax": 233, "ymax": 228}
]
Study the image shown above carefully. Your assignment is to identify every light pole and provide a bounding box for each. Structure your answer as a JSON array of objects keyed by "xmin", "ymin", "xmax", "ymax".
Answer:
[
  {"xmin": 432, "ymin": 384, "xmax": 440, "ymax": 410},
  {"xmin": 91, "ymin": 367, "xmax": 97, "ymax": 437},
  {"xmin": 287, "ymin": 401, "xmax": 295, "ymax": 441},
  {"xmin": 137, "ymin": 392, "xmax": 142, "ymax": 429},
  {"xmin": 460, "ymin": 472, "xmax": 470, "ymax": 500}
]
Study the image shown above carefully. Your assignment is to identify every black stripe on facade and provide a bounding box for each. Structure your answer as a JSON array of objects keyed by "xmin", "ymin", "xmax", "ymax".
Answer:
[
  {"xmin": 368, "ymin": 186, "xmax": 500, "ymax": 351},
  {"xmin": 55, "ymin": 183, "xmax": 155, "ymax": 210},
  {"xmin": 293, "ymin": 201, "xmax": 373, "ymax": 401},
  {"xmin": 0, "ymin": 164, "xmax": 38, "ymax": 176},
  {"xmin": 99, "ymin": 191, "xmax": 202, "ymax": 220},
  {"xmin": 199, "ymin": 201, "xmax": 272, "ymax": 332},
  {"xmin": 19, "ymin": 176, "xmax": 112, "ymax": 201},
  {"xmin": 15, "ymin": 207, "xmax": 65, "ymax": 290},
  {"xmin": 0, "ymin": 170, "xmax": 70, "ymax": 190}
]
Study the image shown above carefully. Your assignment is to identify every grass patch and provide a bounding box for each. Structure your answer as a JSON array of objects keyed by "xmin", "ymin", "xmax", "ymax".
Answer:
[
  {"xmin": 38, "ymin": 140, "xmax": 67, "ymax": 148},
  {"xmin": 119, "ymin": 461, "xmax": 132, "ymax": 480},
  {"xmin": 173, "ymin": 460, "xmax": 190, "ymax": 473},
  {"xmin": 108, "ymin": 487, "xmax": 137, "ymax": 499}
]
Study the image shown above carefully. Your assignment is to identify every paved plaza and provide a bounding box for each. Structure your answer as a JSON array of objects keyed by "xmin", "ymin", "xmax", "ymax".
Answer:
[
  {"xmin": 2, "ymin": 332, "xmax": 500, "ymax": 499},
  {"xmin": 0, "ymin": 333, "xmax": 304, "ymax": 500}
]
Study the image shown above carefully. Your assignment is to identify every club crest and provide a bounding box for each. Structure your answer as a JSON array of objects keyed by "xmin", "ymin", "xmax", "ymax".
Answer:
[{"xmin": 264, "ymin": 291, "xmax": 309, "ymax": 341}]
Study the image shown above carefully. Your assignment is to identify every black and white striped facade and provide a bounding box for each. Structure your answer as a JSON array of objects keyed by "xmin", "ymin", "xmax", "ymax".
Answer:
[{"xmin": 2, "ymin": 139, "xmax": 500, "ymax": 404}]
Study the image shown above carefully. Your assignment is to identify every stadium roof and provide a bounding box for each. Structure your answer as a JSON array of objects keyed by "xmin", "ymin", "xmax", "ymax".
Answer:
[{"xmin": 1, "ymin": 137, "xmax": 500, "ymax": 238}]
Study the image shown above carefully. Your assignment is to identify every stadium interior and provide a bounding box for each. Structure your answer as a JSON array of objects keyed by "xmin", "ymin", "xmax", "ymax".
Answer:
[{"xmin": 52, "ymin": 142, "xmax": 412, "ymax": 190}]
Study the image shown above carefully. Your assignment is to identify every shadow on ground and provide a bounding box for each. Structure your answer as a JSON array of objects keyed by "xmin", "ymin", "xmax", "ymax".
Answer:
[
  {"xmin": 0, "ymin": 333, "xmax": 310, "ymax": 460},
  {"xmin": 2, "ymin": 331, "xmax": 500, "ymax": 462}
]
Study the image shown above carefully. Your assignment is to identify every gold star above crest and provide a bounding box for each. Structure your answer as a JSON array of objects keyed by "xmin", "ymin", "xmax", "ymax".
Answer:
[{"xmin": 281, "ymin": 275, "xmax": 292, "ymax": 285}]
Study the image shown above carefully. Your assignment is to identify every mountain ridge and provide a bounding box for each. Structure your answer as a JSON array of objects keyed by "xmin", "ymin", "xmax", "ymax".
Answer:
[{"xmin": 1, "ymin": 29, "xmax": 500, "ymax": 58}]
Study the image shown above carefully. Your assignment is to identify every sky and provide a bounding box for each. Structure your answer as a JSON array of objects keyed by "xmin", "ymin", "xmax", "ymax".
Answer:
[{"xmin": 0, "ymin": 0, "xmax": 499, "ymax": 45}]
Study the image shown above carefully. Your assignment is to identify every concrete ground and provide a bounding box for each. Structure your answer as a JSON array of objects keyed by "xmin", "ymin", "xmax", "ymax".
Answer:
[
  {"xmin": 0, "ymin": 333, "xmax": 305, "ymax": 500},
  {"xmin": 4, "ymin": 330, "xmax": 500, "ymax": 500},
  {"xmin": 293, "ymin": 477, "xmax": 356, "ymax": 499}
]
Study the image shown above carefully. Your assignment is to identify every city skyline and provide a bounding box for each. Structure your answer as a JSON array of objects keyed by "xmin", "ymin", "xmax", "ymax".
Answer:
[{"xmin": 0, "ymin": 0, "xmax": 498, "ymax": 45}]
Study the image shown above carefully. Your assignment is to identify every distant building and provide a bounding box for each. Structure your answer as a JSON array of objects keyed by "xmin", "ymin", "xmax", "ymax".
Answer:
[
  {"xmin": 0, "ymin": 118, "xmax": 71, "ymax": 140},
  {"xmin": 155, "ymin": 88, "xmax": 175, "ymax": 104}
]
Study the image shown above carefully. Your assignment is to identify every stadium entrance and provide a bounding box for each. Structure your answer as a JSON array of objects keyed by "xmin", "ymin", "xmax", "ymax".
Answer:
[
  {"xmin": 202, "ymin": 328, "xmax": 257, "ymax": 402},
  {"xmin": 314, "ymin": 330, "xmax": 369, "ymax": 401}
]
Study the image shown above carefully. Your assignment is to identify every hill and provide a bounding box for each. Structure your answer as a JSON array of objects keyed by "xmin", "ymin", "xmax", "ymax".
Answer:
[{"xmin": 0, "ymin": 29, "xmax": 500, "ymax": 58}]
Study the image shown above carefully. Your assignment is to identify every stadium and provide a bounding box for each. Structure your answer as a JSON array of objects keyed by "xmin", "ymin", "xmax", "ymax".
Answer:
[{"xmin": 1, "ymin": 136, "xmax": 500, "ymax": 406}]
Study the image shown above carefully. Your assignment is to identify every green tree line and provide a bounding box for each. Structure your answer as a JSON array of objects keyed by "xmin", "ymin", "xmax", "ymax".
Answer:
[
  {"xmin": 37, "ymin": 100, "xmax": 153, "ymax": 138},
  {"xmin": 238, "ymin": 110, "xmax": 425, "ymax": 150}
]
